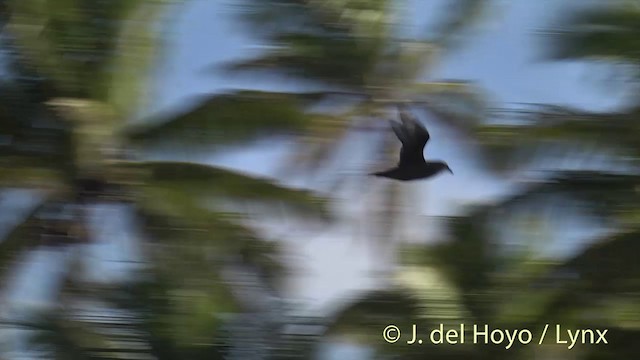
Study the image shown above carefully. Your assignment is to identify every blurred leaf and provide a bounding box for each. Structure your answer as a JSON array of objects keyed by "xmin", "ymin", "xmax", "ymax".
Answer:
[
  {"xmin": 135, "ymin": 161, "xmax": 330, "ymax": 218},
  {"xmin": 394, "ymin": 265, "xmax": 470, "ymax": 322},
  {"xmin": 477, "ymin": 105, "xmax": 640, "ymax": 172},
  {"xmin": 27, "ymin": 311, "xmax": 111, "ymax": 360},
  {"xmin": 106, "ymin": 0, "xmax": 180, "ymax": 120},
  {"xmin": 221, "ymin": 31, "xmax": 381, "ymax": 88},
  {"xmin": 135, "ymin": 204, "xmax": 257, "ymax": 245},
  {"xmin": 123, "ymin": 91, "xmax": 312, "ymax": 149},
  {"xmin": 37, "ymin": 266, "xmax": 235, "ymax": 358},
  {"xmin": 412, "ymin": 81, "xmax": 489, "ymax": 134},
  {"xmin": 45, "ymin": 98, "xmax": 119, "ymax": 125},
  {"xmin": 429, "ymin": 0, "xmax": 493, "ymax": 51},
  {"xmin": 0, "ymin": 198, "xmax": 51, "ymax": 284},
  {"xmin": 0, "ymin": 160, "xmax": 65, "ymax": 189},
  {"xmin": 278, "ymin": 112, "xmax": 353, "ymax": 177},
  {"xmin": 0, "ymin": 104, "xmax": 78, "ymax": 180},
  {"xmin": 493, "ymin": 285, "xmax": 560, "ymax": 326},
  {"xmin": 487, "ymin": 171, "xmax": 640, "ymax": 223},
  {"xmin": 3, "ymin": 0, "xmax": 170, "ymax": 102},
  {"xmin": 557, "ymin": 228, "xmax": 640, "ymax": 294},
  {"xmin": 430, "ymin": 208, "xmax": 499, "ymax": 322},
  {"xmin": 325, "ymin": 289, "xmax": 421, "ymax": 338},
  {"xmin": 521, "ymin": 230, "xmax": 640, "ymax": 331},
  {"xmin": 574, "ymin": 327, "xmax": 640, "ymax": 359},
  {"xmin": 135, "ymin": 196, "xmax": 289, "ymax": 291},
  {"xmin": 546, "ymin": 6, "xmax": 640, "ymax": 63},
  {"xmin": 325, "ymin": 286, "xmax": 475, "ymax": 359},
  {"xmin": 45, "ymin": 98, "xmax": 124, "ymax": 173}
]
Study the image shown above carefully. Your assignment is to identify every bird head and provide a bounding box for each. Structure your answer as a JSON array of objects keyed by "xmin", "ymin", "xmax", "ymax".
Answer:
[{"xmin": 436, "ymin": 161, "xmax": 453, "ymax": 175}]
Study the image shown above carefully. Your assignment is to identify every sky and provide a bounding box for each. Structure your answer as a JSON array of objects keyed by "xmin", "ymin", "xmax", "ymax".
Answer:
[{"xmin": 0, "ymin": 0, "xmax": 630, "ymax": 358}]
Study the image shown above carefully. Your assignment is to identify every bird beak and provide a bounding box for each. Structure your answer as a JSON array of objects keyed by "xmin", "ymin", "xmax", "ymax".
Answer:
[{"xmin": 447, "ymin": 167, "xmax": 453, "ymax": 175}]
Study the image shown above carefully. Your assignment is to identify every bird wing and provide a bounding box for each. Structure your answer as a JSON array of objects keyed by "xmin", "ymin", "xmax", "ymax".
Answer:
[{"xmin": 391, "ymin": 106, "xmax": 429, "ymax": 166}]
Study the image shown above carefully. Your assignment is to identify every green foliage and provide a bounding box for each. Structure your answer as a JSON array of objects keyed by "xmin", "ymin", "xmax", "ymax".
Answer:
[
  {"xmin": 477, "ymin": 105, "xmax": 640, "ymax": 172},
  {"xmin": 225, "ymin": 32, "xmax": 383, "ymax": 88},
  {"xmin": 226, "ymin": 0, "xmax": 493, "ymax": 113},
  {"xmin": 124, "ymin": 91, "xmax": 313, "ymax": 149},
  {"xmin": 547, "ymin": 6, "xmax": 640, "ymax": 64},
  {"xmin": 135, "ymin": 160, "xmax": 329, "ymax": 217},
  {"xmin": 4, "ymin": 0, "xmax": 174, "ymax": 114},
  {"xmin": 429, "ymin": 0, "xmax": 493, "ymax": 50},
  {"xmin": 0, "ymin": 199, "xmax": 48, "ymax": 283},
  {"xmin": 24, "ymin": 271, "xmax": 233, "ymax": 360},
  {"xmin": 560, "ymin": 229, "xmax": 640, "ymax": 294},
  {"xmin": 430, "ymin": 209, "xmax": 497, "ymax": 322},
  {"xmin": 1, "ymin": 2, "xmax": 334, "ymax": 359}
]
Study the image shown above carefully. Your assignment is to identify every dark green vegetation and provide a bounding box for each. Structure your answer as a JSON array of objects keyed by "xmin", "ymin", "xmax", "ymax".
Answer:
[{"xmin": 1, "ymin": 1, "xmax": 639, "ymax": 359}]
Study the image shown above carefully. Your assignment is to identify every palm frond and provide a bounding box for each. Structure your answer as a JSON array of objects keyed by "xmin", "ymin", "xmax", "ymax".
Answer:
[
  {"xmin": 487, "ymin": 171, "xmax": 640, "ymax": 223},
  {"xmin": 555, "ymin": 228, "xmax": 640, "ymax": 294},
  {"xmin": 0, "ymin": 162, "xmax": 65, "ymax": 189},
  {"xmin": 324, "ymin": 286, "xmax": 476, "ymax": 359},
  {"xmin": 123, "ymin": 91, "xmax": 312, "ymax": 149},
  {"xmin": 0, "ymin": 197, "xmax": 52, "ymax": 285},
  {"xmin": 546, "ymin": 6, "xmax": 640, "ymax": 63},
  {"xmin": 477, "ymin": 105, "xmax": 640, "ymax": 172},
  {"xmin": 3, "ymin": 0, "xmax": 165, "ymax": 100},
  {"xmin": 106, "ymin": 0, "xmax": 181, "ymax": 120},
  {"xmin": 277, "ymin": 112, "xmax": 355, "ymax": 177},
  {"xmin": 411, "ymin": 81, "xmax": 489, "ymax": 135},
  {"xmin": 430, "ymin": 207, "xmax": 499, "ymax": 322},
  {"xmin": 325, "ymin": 289, "xmax": 421, "ymax": 337},
  {"xmin": 220, "ymin": 32, "xmax": 380, "ymax": 88},
  {"xmin": 429, "ymin": 0, "xmax": 493, "ymax": 51},
  {"xmin": 26, "ymin": 311, "xmax": 112, "ymax": 360},
  {"xmin": 134, "ymin": 161, "xmax": 330, "ymax": 219}
]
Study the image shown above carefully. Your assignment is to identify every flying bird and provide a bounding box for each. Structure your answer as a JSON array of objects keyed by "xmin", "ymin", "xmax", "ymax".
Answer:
[{"xmin": 371, "ymin": 105, "xmax": 452, "ymax": 181}]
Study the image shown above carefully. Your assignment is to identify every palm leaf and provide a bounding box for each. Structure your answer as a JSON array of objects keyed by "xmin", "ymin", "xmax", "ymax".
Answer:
[
  {"xmin": 574, "ymin": 327, "xmax": 640, "ymax": 358},
  {"xmin": 486, "ymin": 171, "xmax": 640, "ymax": 224},
  {"xmin": 105, "ymin": 0, "xmax": 180, "ymax": 120},
  {"xmin": 135, "ymin": 205, "xmax": 257, "ymax": 245},
  {"xmin": 220, "ymin": 32, "xmax": 380, "ymax": 88},
  {"xmin": 429, "ymin": 0, "xmax": 493, "ymax": 51},
  {"xmin": 237, "ymin": 0, "xmax": 390, "ymax": 37},
  {"xmin": 476, "ymin": 105, "xmax": 640, "ymax": 172},
  {"xmin": 0, "ymin": 161, "xmax": 65, "ymax": 189},
  {"xmin": 430, "ymin": 207, "xmax": 499, "ymax": 322},
  {"xmin": 277, "ymin": 112, "xmax": 354, "ymax": 177},
  {"xmin": 45, "ymin": 98, "xmax": 120, "ymax": 126},
  {"xmin": 123, "ymin": 91, "xmax": 312, "ymax": 149},
  {"xmin": 135, "ymin": 193, "xmax": 290, "ymax": 291},
  {"xmin": 324, "ymin": 287, "xmax": 475, "ymax": 359},
  {"xmin": 325, "ymin": 289, "xmax": 422, "ymax": 337},
  {"xmin": 0, "ymin": 197, "xmax": 52, "ymax": 284},
  {"xmin": 227, "ymin": 0, "xmax": 390, "ymax": 87},
  {"xmin": 394, "ymin": 265, "xmax": 470, "ymax": 322},
  {"xmin": 3, "ymin": 0, "xmax": 163, "ymax": 100},
  {"xmin": 134, "ymin": 161, "xmax": 330, "ymax": 218},
  {"xmin": 27, "ymin": 312, "xmax": 112, "ymax": 360},
  {"xmin": 411, "ymin": 81, "xmax": 489, "ymax": 135},
  {"xmin": 522, "ymin": 229, "xmax": 640, "ymax": 332},
  {"xmin": 44, "ymin": 98, "xmax": 125, "ymax": 174},
  {"xmin": 554, "ymin": 228, "xmax": 640, "ymax": 294},
  {"xmin": 546, "ymin": 6, "xmax": 640, "ymax": 63},
  {"xmin": 36, "ymin": 259, "xmax": 234, "ymax": 359}
]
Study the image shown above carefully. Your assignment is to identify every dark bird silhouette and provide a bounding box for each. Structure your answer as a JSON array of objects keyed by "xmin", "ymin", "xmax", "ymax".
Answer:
[{"xmin": 371, "ymin": 106, "xmax": 453, "ymax": 181}]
